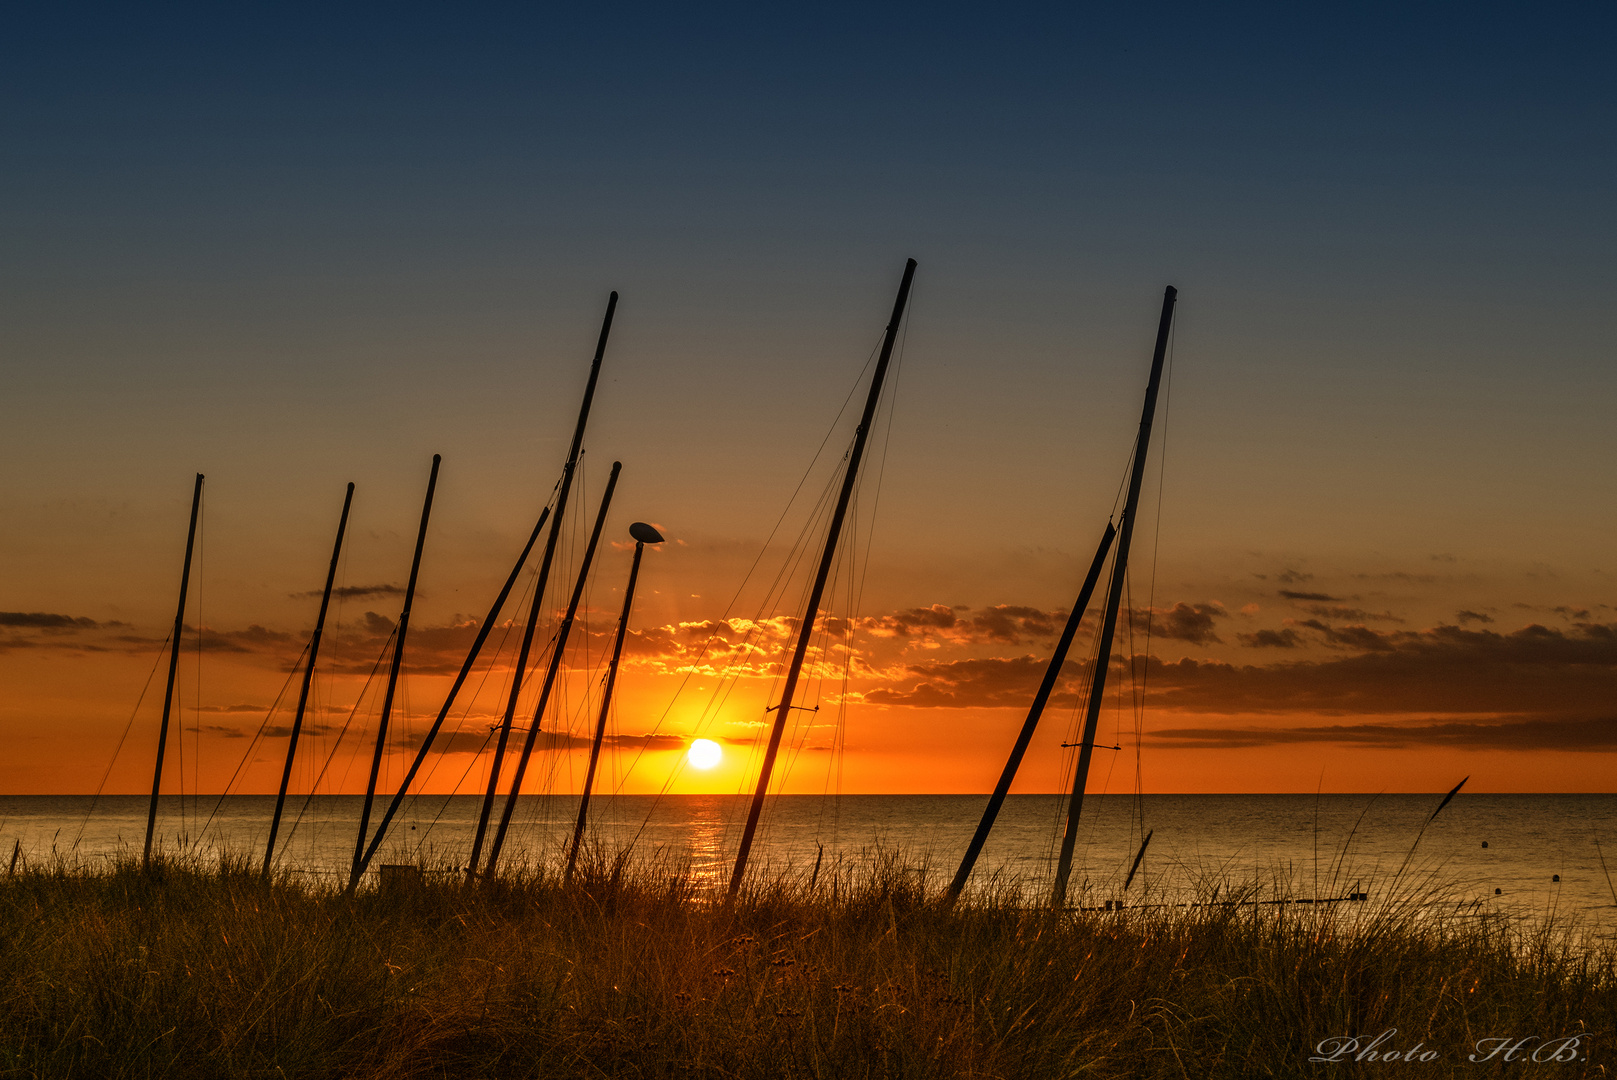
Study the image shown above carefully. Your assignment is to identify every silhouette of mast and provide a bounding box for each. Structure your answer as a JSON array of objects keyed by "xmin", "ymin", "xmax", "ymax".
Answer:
[
  {"xmin": 350, "ymin": 501, "xmax": 551, "ymax": 882},
  {"xmin": 1050, "ymin": 286, "xmax": 1176, "ymax": 908},
  {"xmin": 565, "ymin": 521, "xmax": 662, "ymax": 884},
  {"xmin": 143, "ymin": 472, "xmax": 203, "ymax": 868},
  {"xmin": 727, "ymin": 259, "xmax": 916, "ymax": 898},
  {"xmin": 350, "ymin": 455, "xmax": 439, "ymax": 885},
  {"xmin": 479, "ymin": 461, "xmax": 622, "ymax": 880},
  {"xmin": 264, "ymin": 482, "xmax": 353, "ymax": 876},
  {"xmin": 466, "ymin": 294, "xmax": 618, "ymax": 880},
  {"xmin": 945, "ymin": 521, "xmax": 1115, "ymax": 903}
]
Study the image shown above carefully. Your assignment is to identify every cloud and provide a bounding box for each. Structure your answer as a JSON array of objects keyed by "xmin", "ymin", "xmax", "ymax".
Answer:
[
  {"xmin": 861, "ymin": 655, "xmax": 1058, "ymax": 709},
  {"xmin": 1276, "ymin": 569, "xmax": 1312, "ymax": 585},
  {"xmin": 1292, "ymin": 620, "xmax": 1396, "ymax": 651},
  {"xmin": 859, "ymin": 604, "xmax": 1063, "ymax": 646},
  {"xmin": 1133, "ymin": 602, "xmax": 1226, "ymax": 644},
  {"xmin": 361, "ymin": 611, "xmax": 397, "ymax": 634},
  {"xmin": 861, "ymin": 604, "xmax": 962, "ymax": 639},
  {"xmin": 398, "ymin": 726, "xmax": 694, "ymax": 756},
  {"xmin": 1280, "ymin": 590, "xmax": 1342, "ymax": 603},
  {"xmin": 1149, "ymin": 716, "xmax": 1617, "ymax": 752},
  {"xmin": 1237, "ymin": 628, "xmax": 1302, "ymax": 649},
  {"xmin": 1456, "ymin": 610, "xmax": 1494, "ymax": 625},
  {"xmin": 0, "ymin": 611, "xmax": 104, "ymax": 629},
  {"xmin": 1304, "ymin": 604, "xmax": 1404, "ymax": 624},
  {"xmin": 862, "ymin": 619, "xmax": 1617, "ymax": 720},
  {"xmin": 292, "ymin": 584, "xmax": 406, "ymax": 601},
  {"xmin": 967, "ymin": 605, "xmax": 1061, "ymax": 643},
  {"xmin": 1139, "ymin": 621, "xmax": 1617, "ymax": 718}
]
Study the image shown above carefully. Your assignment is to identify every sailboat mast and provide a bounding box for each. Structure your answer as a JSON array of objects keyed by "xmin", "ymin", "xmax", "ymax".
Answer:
[
  {"xmin": 727, "ymin": 258, "xmax": 917, "ymax": 898},
  {"xmin": 350, "ymin": 502, "xmax": 551, "ymax": 882},
  {"xmin": 1049, "ymin": 286, "xmax": 1176, "ymax": 909},
  {"xmin": 565, "ymin": 522, "xmax": 661, "ymax": 884},
  {"xmin": 143, "ymin": 472, "xmax": 204, "ymax": 868},
  {"xmin": 350, "ymin": 454, "xmax": 440, "ymax": 884},
  {"xmin": 466, "ymin": 293, "xmax": 618, "ymax": 881},
  {"xmin": 480, "ymin": 461, "xmax": 622, "ymax": 880},
  {"xmin": 263, "ymin": 482, "xmax": 354, "ymax": 876},
  {"xmin": 945, "ymin": 520, "xmax": 1115, "ymax": 903}
]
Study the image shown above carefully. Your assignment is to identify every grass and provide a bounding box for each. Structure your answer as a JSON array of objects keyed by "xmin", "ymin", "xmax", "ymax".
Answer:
[{"xmin": 0, "ymin": 846, "xmax": 1612, "ymax": 1079}]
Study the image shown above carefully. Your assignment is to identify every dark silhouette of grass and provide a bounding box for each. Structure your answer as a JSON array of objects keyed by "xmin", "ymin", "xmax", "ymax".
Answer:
[{"xmin": 0, "ymin": 845, "xmax": 1611, "ymax": 1078}]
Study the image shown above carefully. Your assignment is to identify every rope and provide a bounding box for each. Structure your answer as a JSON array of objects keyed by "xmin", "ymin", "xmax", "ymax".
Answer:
[
  {"xmin": 195, "ymin": 638, "xmax": 311, "ymax": 843},
  {"xmin": 71, "ymin": 630, "xmax": 173, "ymax": 850}
]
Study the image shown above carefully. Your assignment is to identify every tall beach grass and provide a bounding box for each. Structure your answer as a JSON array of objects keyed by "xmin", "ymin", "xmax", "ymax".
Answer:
[{"xmin": 0, "ymin": 844, "xmax": 1611, "ymax": 1078}]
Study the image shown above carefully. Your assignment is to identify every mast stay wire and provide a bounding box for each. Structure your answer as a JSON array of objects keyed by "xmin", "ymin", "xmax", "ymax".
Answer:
[
  {"xmin": 617, "ymin": 429, "xmax": 853, "ymax": 824},
  {"xmin": 72, "ymin": 630, "xmax": 173, "ymax": 850},
  {"xmin": 277, "ymin": 627, "xmax": 397, "ymax": 864},
  {"xmin": 193, "ymin": 638, "xmax": 311, "ymax": 844},
  {"xmin": 398, "ymin": 548, "xmax": 554, "ymax": 859},
  {"xmin": 1134, "ymin": 317, "xmax": 1175, "ymax": 838},
  {"xmin": 618, "ymin": 329, "xmax": 892, "ymax": 850},
  {"xmin": 737, "ymin": 296, "xmax": 912, "ymax": 848},
  {"xmin": 609, "ymin": 335, "xmax": 885, "ymax": 798},
  {"xmin": 398, "ymin": 576, "xmax": 535, "ymax": 829},
  {"xmin": 813, "ymin": 281, "xmax": 914, "ymax": 838},
  {"xmin": 1043, "ymin": 313, "xmax": 1180, "ymax": 889}
]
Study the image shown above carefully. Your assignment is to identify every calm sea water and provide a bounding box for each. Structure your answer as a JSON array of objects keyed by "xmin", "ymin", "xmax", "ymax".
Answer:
[{"xmin": 4, "ymin": 793, "xmax": 1614, "ymax": 931}]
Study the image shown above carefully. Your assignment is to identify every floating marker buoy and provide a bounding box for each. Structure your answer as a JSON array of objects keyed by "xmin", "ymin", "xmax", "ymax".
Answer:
[
  {"xmin": 1482, "ymin": 841, "xmax": 1489, "ymax": 848},
  {"xmin": 1495, "ymin": 888, "xmax": 1502, "ymax": 895},
  {"xmin": 1553, "ymin": 875, "xmax": 1560, "ymax": 882}
]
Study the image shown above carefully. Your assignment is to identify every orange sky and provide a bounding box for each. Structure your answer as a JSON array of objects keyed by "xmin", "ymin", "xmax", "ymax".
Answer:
[{"xmin": 5, "ymin": 437, "xmax": 1616, "ymax": 797}]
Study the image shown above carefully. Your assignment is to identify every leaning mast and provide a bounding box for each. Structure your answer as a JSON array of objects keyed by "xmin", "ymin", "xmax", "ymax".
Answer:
[
  {"xmin": 1049, "ymin": 285, "xmax": 1177, "ymax": 908},
  {"xmin": 465, "ymin": 293, "xmax": 618, "ymax": 880},
  {"xmin": 349, "ymin": 455, "xmax": 440, "ymax": 886},
  {"xmin": 143, "ymin": 473, "xmax": 203, "ymax": 869},
  {"xmin": 263, "ymin": 482, "xmax": 354, "ymax": 876},
  {"xmin": 727, "ymin": 258, "xmax": 917, "ymax": 897}
]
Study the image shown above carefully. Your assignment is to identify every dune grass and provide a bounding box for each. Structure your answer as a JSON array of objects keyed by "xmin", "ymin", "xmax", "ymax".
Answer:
[{"xmin": 0, "ymin": 846, "xmax": 1611, "ymax": 1079}]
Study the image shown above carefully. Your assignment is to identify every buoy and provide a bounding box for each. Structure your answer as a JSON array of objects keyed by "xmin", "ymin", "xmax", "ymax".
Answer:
[
  {"xmin": 1482, "ymin": 841, "xmax": 1489, "ymax": 848},
  {"xmin": 1494, "ymin": 887, "xmax": 1502, "ymax": 895},
  {"xmin": 1553, "ymin": 874, "xmax": 1560, "ymax": 882}
]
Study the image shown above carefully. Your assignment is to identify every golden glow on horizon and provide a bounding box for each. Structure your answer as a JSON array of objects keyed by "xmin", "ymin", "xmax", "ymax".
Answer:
[{"xmin": 687, "ymin": 738, "xmax": 722, "ymax": 770}]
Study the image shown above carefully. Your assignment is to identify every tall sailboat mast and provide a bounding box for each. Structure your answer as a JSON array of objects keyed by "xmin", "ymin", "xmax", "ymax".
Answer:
[
  {"xmin": 945, "ymin": 520, "xmax": 1115, "ymax": 903},
  {"xmin": 466, "ymin": 293, "xmax": 618, "ymax": 879},
  {"xmin": 479, "ymin": 461, "xmax": 622, "ymax": 880},
  {"xmin": 143, "ymin": 472, "xmax": 204, "ymax": 868},
  {"xmin": 350, "ymin": 454, "xmax": 440, "ymax": 885},
  {"xmin": 727, "ymin": 258, "xmax": 917, "ymax": 898},
  {"xmin": 263, "ymin": 482, "xmax": 354, "ymax": 876},
  {"xmin": 565, "ymin": 520, "xmax": 663, "ymax": 884},
  {"xmin": 1050, "ymin": 285, "xmax": 1176, "ymax": 908},
  {"xmin": 350, "ymin": 501, "xmax": 551, "ymax": 881}
]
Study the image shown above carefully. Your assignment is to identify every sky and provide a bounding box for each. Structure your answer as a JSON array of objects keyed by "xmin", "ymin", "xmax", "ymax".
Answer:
[{"xmin": 1, "ymin": 2, "xmax": 1615, "ymax": 797}]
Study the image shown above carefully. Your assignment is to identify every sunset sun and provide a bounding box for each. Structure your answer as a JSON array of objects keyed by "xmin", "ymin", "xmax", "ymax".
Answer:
[{"xmin": 687, "ymin": 739, "xmax": 722, "ymax": 770}]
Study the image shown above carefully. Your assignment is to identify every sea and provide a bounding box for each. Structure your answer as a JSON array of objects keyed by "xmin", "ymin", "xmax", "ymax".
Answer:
[{"xmin": 4, "ymin": 793, "xmax": 1614, "ymax": 936}]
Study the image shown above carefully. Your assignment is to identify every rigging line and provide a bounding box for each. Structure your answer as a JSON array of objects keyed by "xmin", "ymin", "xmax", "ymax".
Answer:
[
  {"xmin": 1049, "ymin": 541, "xmax": 1120, "ymax": 866},
  {"xmin": 613, "ymin": 332, "xmax": 887, "ymax": 769},
  {"xmin": 823, "ymin": 296, "xmax": 910, "ymax": 826},
  {"xmin": 280, "ymin": 627, "xmax": 397, "ymax": 859},
  {"xmin": 183, "ymin": 488, "xmax": 205, "ymax": 833},
  {"xmin": 623, "ymin": 335, "xmax": 894, "ymax": 835},
  {"xmin": 410, "ymin": 727, "xmax": 498, "ymax": 861},
  {"xmin": 614, "ymin": 439, "xmax": 853, "ymax": 799},
  {"xmin": 408, "ymin": 593, "xmax": 530, "ymax": 805},
  {"xmin": 196, "ymin": 639, "xmax": 311, "ymax": 843},
  {"xmin": 72, "ymin": 630, "xmax": 173, "ymax": 850},
  {"xmin": 1136, "ymin": 317, "xmax": 1175, "ymax": 819}
]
